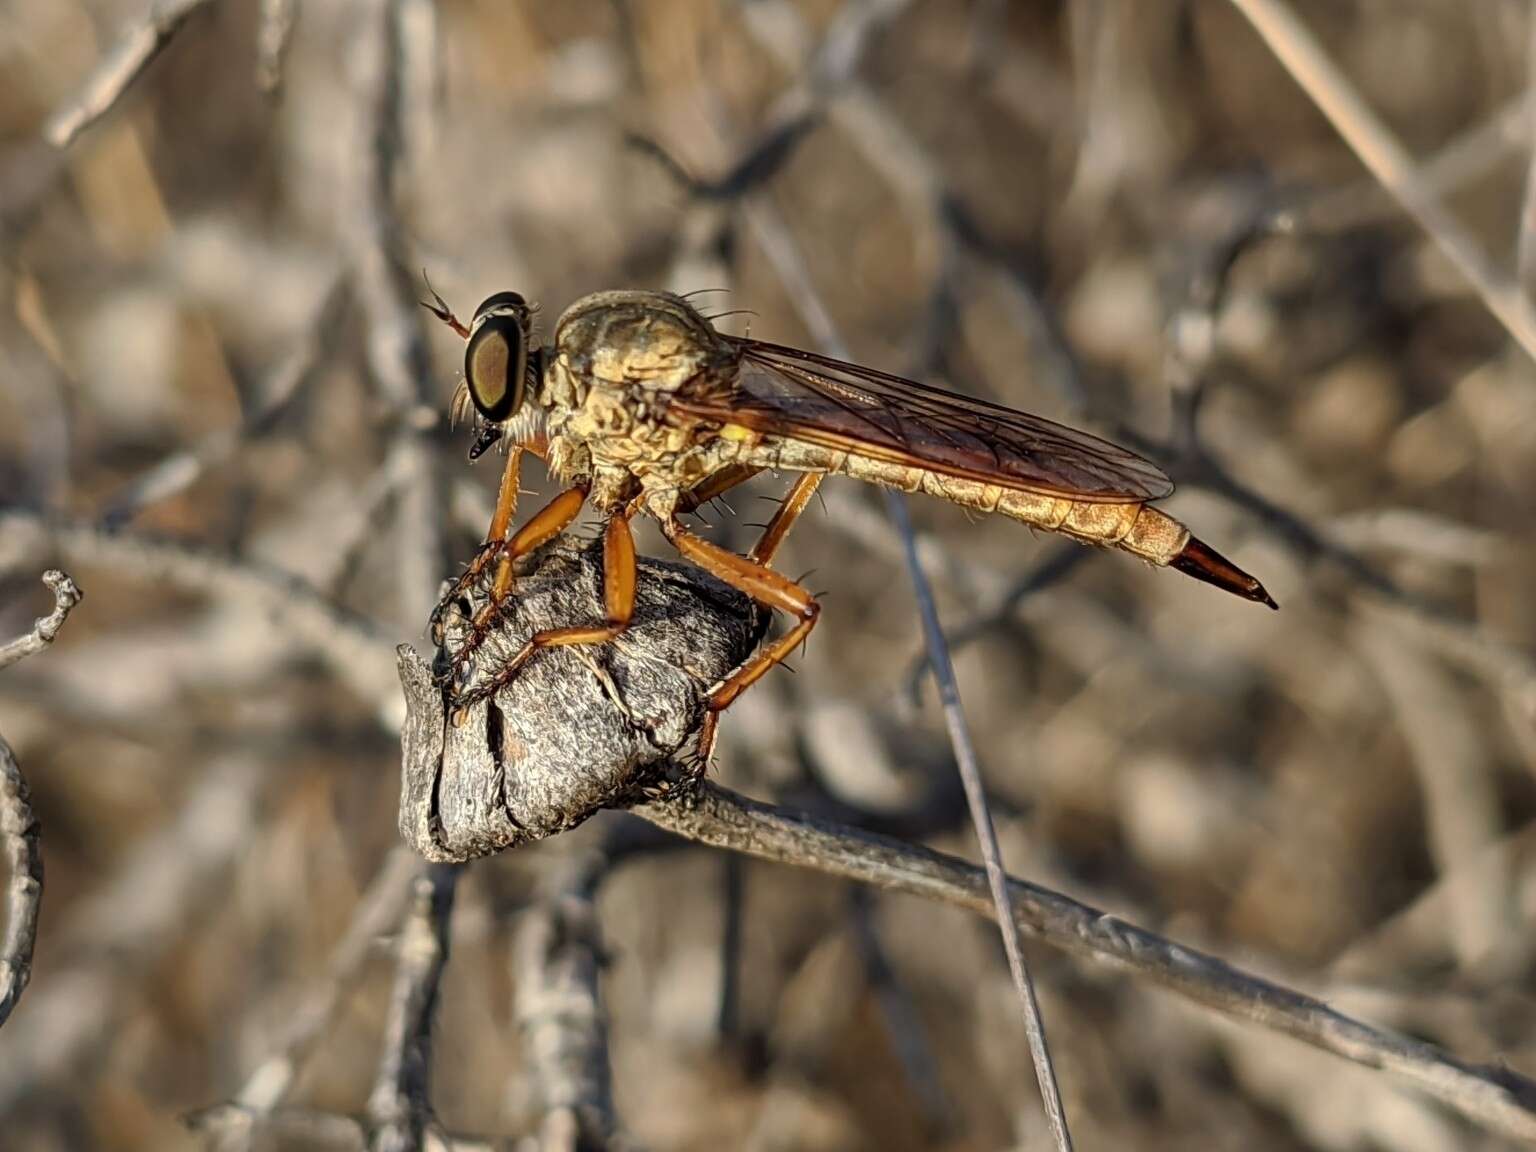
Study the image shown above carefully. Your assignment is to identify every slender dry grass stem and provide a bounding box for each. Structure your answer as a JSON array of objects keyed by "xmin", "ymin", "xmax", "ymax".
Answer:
[
  {"xmin": 740, "ymin": 187, "xmax": 1072, "ymax": 1150},
  {"xmin": 1229, "ymin": 0, "xmax": 1536, "ymax": 364}
]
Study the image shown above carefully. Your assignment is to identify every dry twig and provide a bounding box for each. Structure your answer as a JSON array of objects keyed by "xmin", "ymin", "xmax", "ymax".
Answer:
[
  {"xmin": 404, "ymin": 538, "xmax": 1536, "ymax": 1143},
  {"xmin": 0, "ymin": 570, "xmax": 82, "ymax": 674},
  {"xmin": 0, "ymin": 738, "xmax": 40, "ymax": 1034},
  {"xmin": 886, "ymin": 492, "xmax": 1073, "ymax": 1150},
  {"xmin": 630, "ymin": 780, "xmax": 1536, "ymax": 1143},
  {"xmin": 1228, "ymin": 0, "xmax": 1536, "ymax": 364},
  {"xmin": 347, "ymin": 0, "xmax": 445, "ymax": 628},
  {"xmin": 0, "ymin": 570, "xmax": 82, "ymax": 1030},
  {"xmin": 367, "ymin": 863, "xmax": 458, "ymax": 1152},
  {"xmin": 255, "ymin": 0, "xmax": 300, "ymax": 95},
  {"xmin": 397, "ymin": 538, "xmax": 765, "ymax": 862},
  {"xmin": 732, "ymin": 118, "xmax": 1073, "ymax": 1146},
  {"xmin": 45, "ymin": 0, "xmax": 220, "ymax": 148},
  {"xmin": 0, "ymin": 511, "xmax": 401, "ymax": 723},
  {"xmin": 513, "ymin": 854, "xmax": 622, "ymax": 1151}
]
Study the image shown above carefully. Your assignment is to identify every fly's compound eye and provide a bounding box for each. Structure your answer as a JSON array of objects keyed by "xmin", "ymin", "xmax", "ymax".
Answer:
[{"xmin": 464, "ymin": 293, "xmax": 531, "ymax": 423}]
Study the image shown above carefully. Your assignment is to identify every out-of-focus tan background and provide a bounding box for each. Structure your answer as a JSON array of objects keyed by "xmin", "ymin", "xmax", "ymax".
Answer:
[{"xmin": 2, "ymin": 1, "xmax": 1536, "ymax": 1149}]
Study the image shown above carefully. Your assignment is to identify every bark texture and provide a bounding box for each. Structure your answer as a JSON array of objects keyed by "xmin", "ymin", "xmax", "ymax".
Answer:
[{"xmin": 398, "ymin": 537, "xmax": 764, "ymax": 861}]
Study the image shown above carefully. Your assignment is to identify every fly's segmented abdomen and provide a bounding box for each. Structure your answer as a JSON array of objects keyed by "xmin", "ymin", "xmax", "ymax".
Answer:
[
  {"xmin": 737, "ymin": 440, "xmax": 1272, "ymax": 605},
  {"xmin": 834, "ymin": 452, "xmax": 1189, "ymax": 565}
]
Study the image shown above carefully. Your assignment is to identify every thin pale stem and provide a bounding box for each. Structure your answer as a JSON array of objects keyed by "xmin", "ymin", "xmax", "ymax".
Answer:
[{"xmin": 1229, "ymin": 0, "xmax": 1536, "ymax": 364}]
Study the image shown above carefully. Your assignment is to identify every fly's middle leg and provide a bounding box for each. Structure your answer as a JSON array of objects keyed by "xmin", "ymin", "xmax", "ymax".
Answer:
[{"xmin": 675, "ymin": 464, "xmax": 761, "ymax": 516}]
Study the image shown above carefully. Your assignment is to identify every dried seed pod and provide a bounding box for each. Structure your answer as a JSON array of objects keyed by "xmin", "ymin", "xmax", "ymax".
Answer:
[{"xmin": 398, "ymin": 537, "xmax": 765, "ymax": 862}]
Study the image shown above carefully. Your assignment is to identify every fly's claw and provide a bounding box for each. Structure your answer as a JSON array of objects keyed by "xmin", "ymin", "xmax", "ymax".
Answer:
[
  {"xmin": 431, "ymin": 539, "xmax": 518, "ymax": 690},
  {"xmin": 451, "ymin": 654, "xmax": 475, "ymax": 696},
  {"xmin": 433, "ymin": 647, "xmax": 475, "ymax": 691},
  {"xmin": 446, "ymin": 678, "xmax": 495, "ymax": 714},
  {"xmin": 428, "ymin": 600, "xmax": 462, "ymax": 647}
]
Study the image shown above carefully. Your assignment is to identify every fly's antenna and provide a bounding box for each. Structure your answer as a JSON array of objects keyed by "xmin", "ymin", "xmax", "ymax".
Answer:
[{"xmin": 420, "ymin": 270, "xmax": 470, "ymax": 339}]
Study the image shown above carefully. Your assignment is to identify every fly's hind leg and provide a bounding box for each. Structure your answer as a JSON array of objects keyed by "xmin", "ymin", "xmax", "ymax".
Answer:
[
  {"xmin": 450, "ymin": 508, "xmax": 636, "ymax": 716},
  {"xmin": 661, "ymin": 471, "xmax": 824, "ymax": 768},
  {"xmin": 749, "ymin": 472, "xmax": 821, "ymax": 565}
]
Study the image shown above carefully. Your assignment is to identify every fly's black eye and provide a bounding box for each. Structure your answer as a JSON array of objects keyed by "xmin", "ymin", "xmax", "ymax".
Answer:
[
  {"xmin": 473, "ymin": 291, "xmax": 529, "ymax": 322},
  {"xmin": 465, "ymin": 294, "xmax": 530, "ymax": 422}
]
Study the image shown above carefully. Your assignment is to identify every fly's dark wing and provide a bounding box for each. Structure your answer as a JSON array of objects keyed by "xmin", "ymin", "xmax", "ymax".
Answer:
[{"xmin": 668, "ymin": 338, "xmax": 1173, "ymax": 503}]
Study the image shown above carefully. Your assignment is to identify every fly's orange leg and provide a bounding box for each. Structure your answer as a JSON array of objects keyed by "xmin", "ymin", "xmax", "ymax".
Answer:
[
  {"xmin": 749, "ymin": 472, "xmax": 821, "ymax": 565},
  {"xmin": 430, "ymin": 446, "xmax": 525, "ymax": 644},
  {"xmin": 675, "ymin": 464, "xmax": 761, "ymax": 516},
  {"xmin": 661, "ymin": 480, "xmax": 821, "ymax": 768},
  {"xmin": 451, "ymin": 508, "xmax": 636, "ymax": 714},
  {"xmin": 439, "ymin": 483, "xmax": 589, "ymax": 693}
]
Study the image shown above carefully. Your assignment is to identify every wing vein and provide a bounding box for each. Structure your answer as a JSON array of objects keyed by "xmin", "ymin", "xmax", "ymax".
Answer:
[{"xmin": 665, "ymin": 337, "xmax": 1173, "ymax": 503}]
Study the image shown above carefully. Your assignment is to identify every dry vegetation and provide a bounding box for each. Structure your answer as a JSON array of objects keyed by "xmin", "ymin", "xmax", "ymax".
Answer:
[{"xmin": 3, "ymin": 1, "xmax": 1536, "ymax": 1149}]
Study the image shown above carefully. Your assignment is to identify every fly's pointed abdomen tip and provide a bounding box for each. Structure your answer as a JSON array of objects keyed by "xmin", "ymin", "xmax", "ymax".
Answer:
[{"xmin": 1170, "ymin": 536, "xmax": 1278, "ymax": 610}]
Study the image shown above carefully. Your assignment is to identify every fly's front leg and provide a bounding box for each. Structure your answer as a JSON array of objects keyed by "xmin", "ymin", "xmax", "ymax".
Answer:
[
  {"xmin": 440, "ymin": 482, "xmax": 590, "ymax": 692},
  {"xmin": 451, "ymin": 508, "xmax": 636, "ymax": 714},
  {"xmin": 431, "ymin": 446, "xmax": 525, "ymax": 644},
  {"xmin": 660, "ymin": 515, "xmax": 821, "ymax": 768}
]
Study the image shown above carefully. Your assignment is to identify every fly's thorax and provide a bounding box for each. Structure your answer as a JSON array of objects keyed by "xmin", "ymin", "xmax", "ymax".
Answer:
[
  {"xmin": 552, "ymin": 375, "xmax": 702, "ymax": 468},
  {"xmin": 545, "ymin": 289, "xmax": 745, "ymax": 483},
  {"xmin": 543, "ymin": 434, "xmax": 590, "ymax": 488},
  {"xmin": 553, "ymin": 289, "xmax": 737, "ymax": 399}
]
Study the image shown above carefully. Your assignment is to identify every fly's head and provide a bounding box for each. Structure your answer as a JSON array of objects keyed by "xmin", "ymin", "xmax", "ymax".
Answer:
[{"xmin": 425, "ymin": 284, "xmax": 548, "ymax": 460}]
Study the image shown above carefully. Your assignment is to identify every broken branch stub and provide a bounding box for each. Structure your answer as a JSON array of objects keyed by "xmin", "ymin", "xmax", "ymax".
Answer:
[{"xmin": 398, "ymin": 537, "xmax": 765, "ymax": 862}]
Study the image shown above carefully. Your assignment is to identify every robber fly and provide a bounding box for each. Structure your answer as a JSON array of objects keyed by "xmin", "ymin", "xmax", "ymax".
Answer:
[{"xmin": 424, "ymin": 286, "xmax": 1276, "ymax": 758}]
